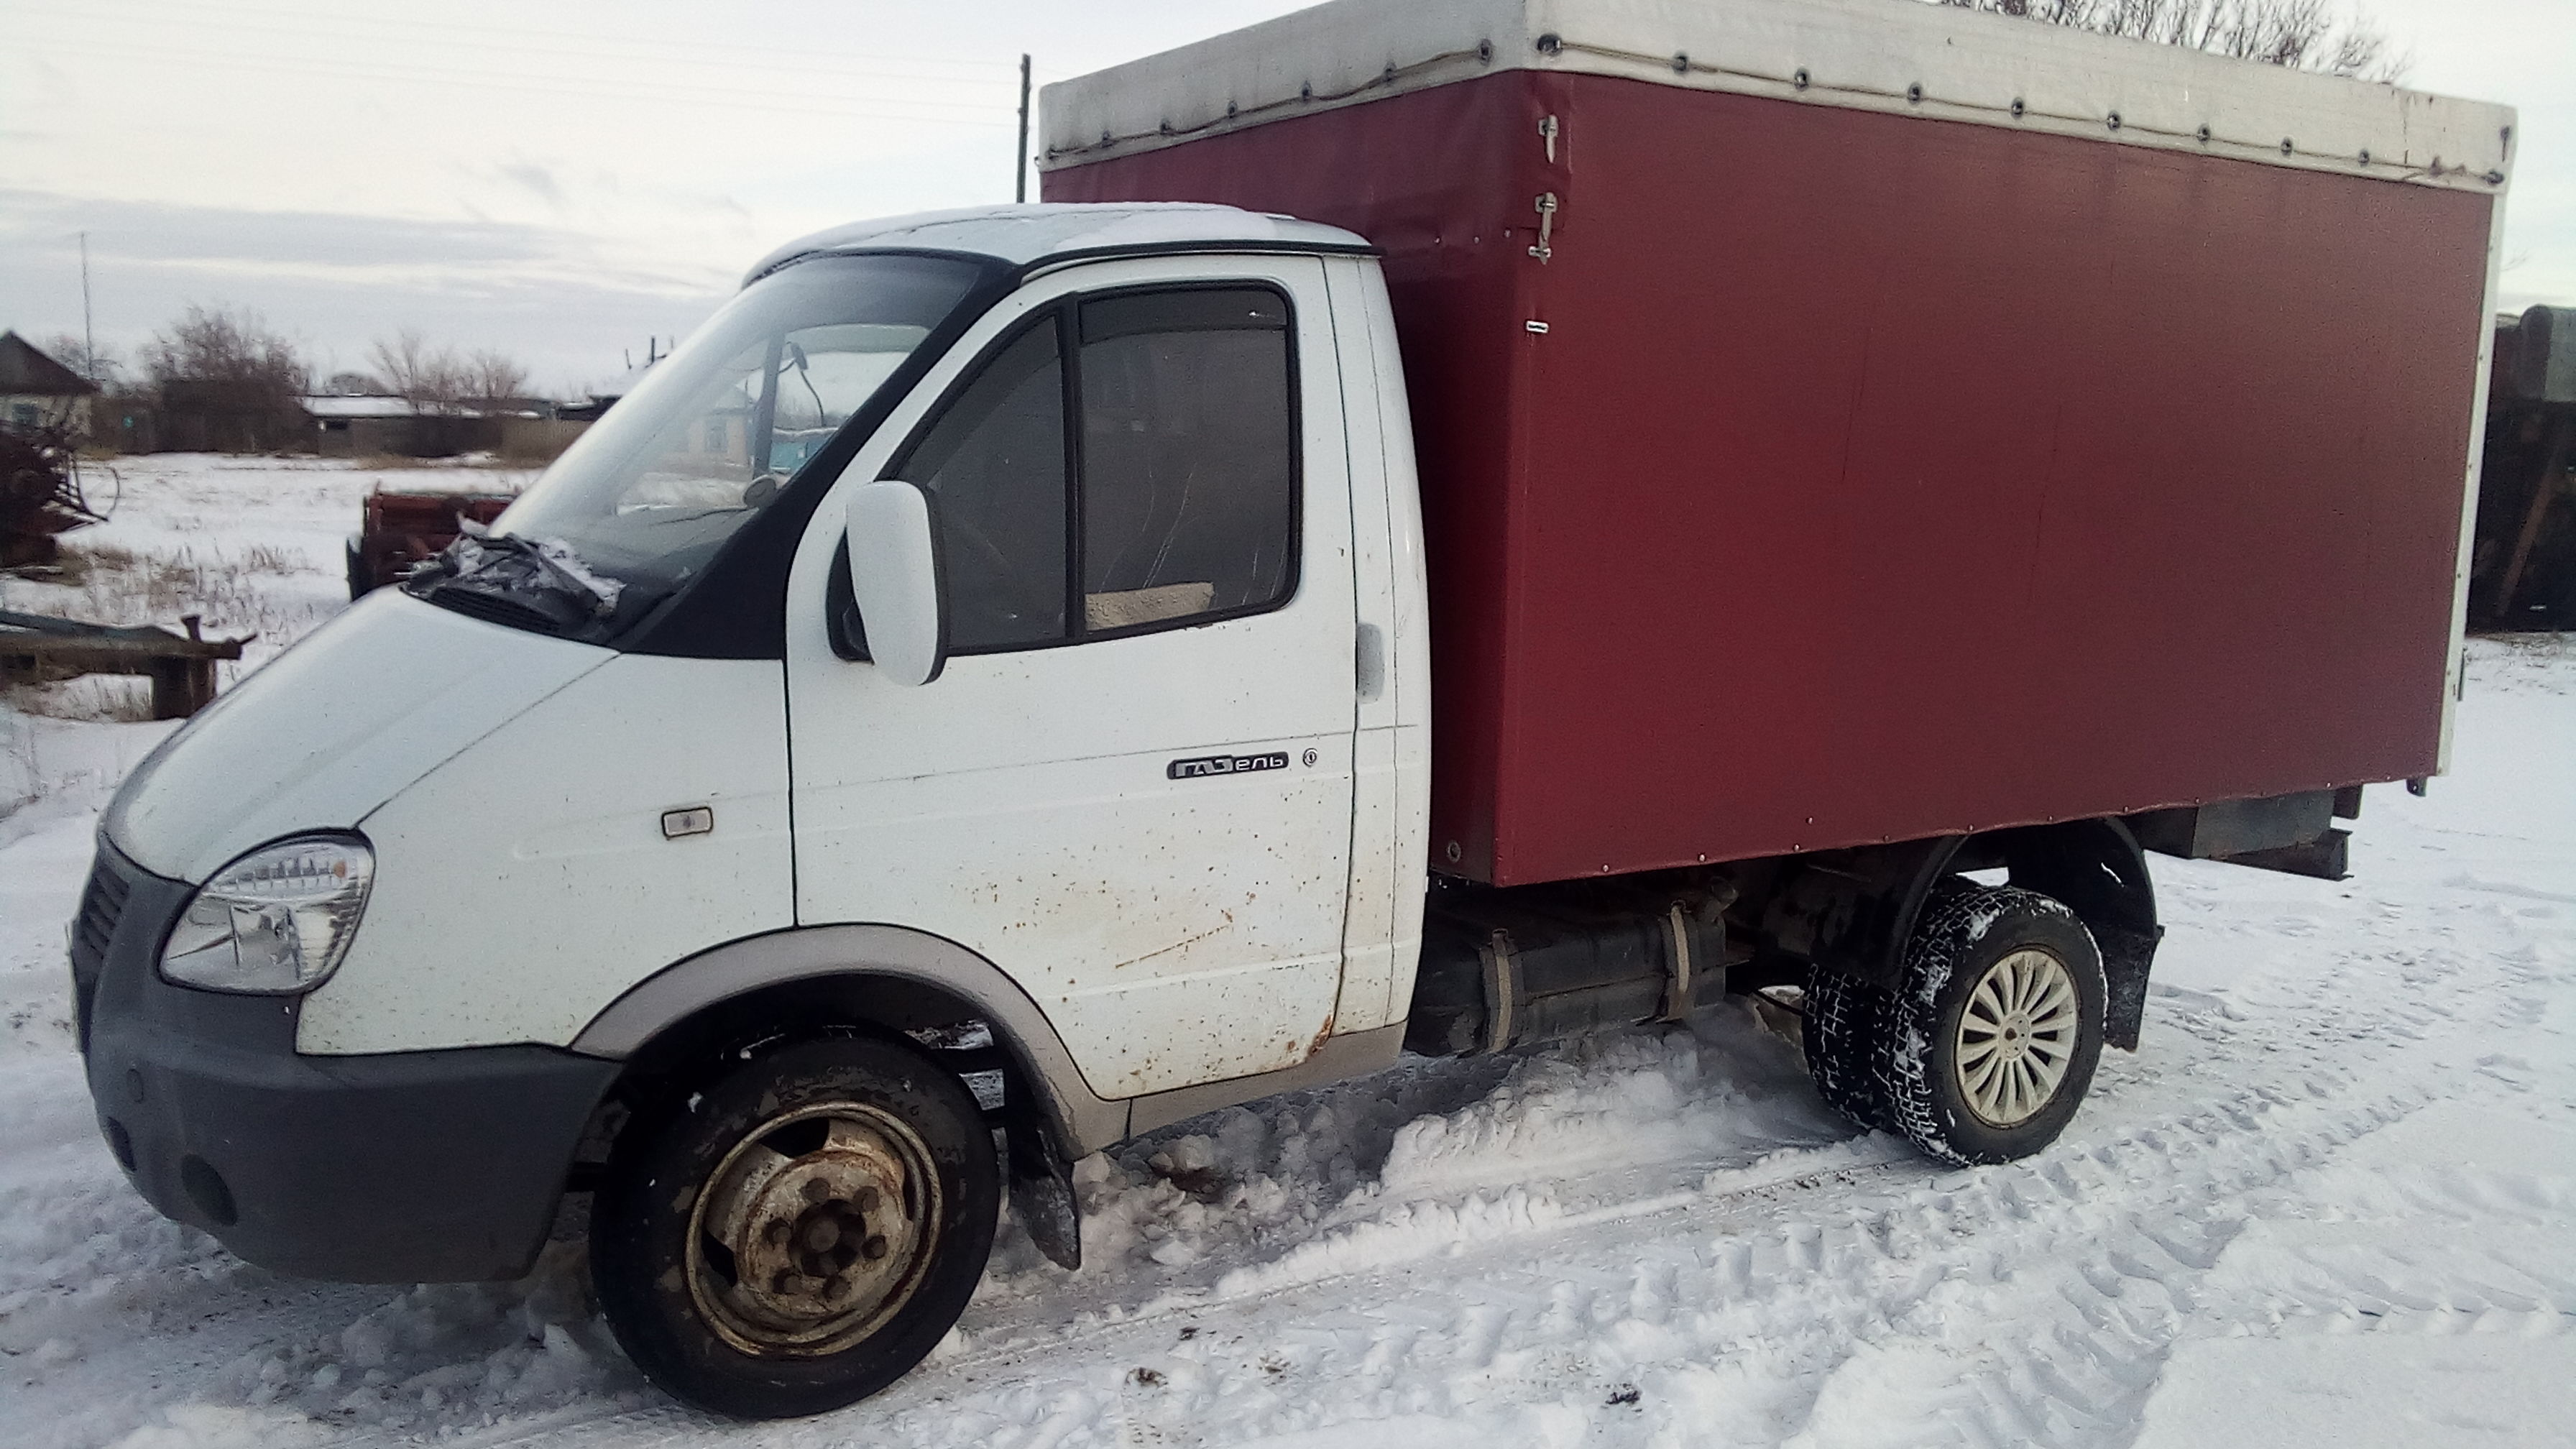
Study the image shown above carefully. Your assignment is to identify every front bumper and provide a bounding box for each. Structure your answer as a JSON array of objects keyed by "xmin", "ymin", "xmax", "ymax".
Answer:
[{"xmin": 73, "ymin": 842, "xmax": 620, "ymax": 1282}]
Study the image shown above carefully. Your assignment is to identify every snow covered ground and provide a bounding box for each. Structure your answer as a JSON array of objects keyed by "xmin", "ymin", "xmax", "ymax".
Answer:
[{"xmin": 3, "ymin": 457, "xmax": 2572, "ymax": 1448}]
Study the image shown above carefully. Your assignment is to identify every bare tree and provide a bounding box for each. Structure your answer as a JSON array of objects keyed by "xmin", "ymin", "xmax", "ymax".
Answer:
[
  {"xmin": 364, "ymin": 334, "xmax": 532, "ymax": 409},
  {"xmin": 39, "ymin": 334, "xmax": 123, "ymax": 390},
  {"xmin": 464, "ymin": 349, "xmax": 530, "ymax": 405},
  {"xmin": 323, "ymin": 369, "xmax": 383, "ymax": 396},
  {"xmin": 368, "ymin": 329, "xmax": 470, "ymax": 411},
  {"xmin": 1937, "ymin": 0, "xmax": 2404, "ymax": 80},
  {"xmin": 134, "ymin": 306, "xmax": 311, "ymax": 451},
  {"xmin": 141, "ymin": 305, "xmax": 308, "ymax": 395}
]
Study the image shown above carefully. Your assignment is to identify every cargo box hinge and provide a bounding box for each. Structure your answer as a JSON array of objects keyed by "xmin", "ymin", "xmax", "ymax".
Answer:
[{"xmin": 1529, "ymin": 192, "xmax": 1558, "ymax": 263}]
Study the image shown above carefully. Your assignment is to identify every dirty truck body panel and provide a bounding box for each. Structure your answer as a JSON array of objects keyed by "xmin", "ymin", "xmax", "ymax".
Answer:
[
  {"xmin": 73, "ymin": 0, "xmax": 2508, "ymax": 1417},
  {"xmin": 776, "ymin": 252, "xmax": 1414, "ymax": 1101}
]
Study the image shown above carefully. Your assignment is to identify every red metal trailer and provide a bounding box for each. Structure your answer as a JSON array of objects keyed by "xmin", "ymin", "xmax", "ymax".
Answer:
[
  {"xmin": 1042, "ymin": 0, "xmax": 2513, "ymax": 888},
  {"xmin": 346, "ymin": 488, "xmax": 516, "ymax": 599}
]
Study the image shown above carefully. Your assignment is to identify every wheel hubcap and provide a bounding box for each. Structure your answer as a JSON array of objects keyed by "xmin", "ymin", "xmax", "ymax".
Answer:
[
  {"xmin": 1954, "ymin": 947, "xmax": 2080, "ymax": 1128},
  {"xmin": 686, "ymin": 1101, "xmax": 942, "ymax": 1357}
]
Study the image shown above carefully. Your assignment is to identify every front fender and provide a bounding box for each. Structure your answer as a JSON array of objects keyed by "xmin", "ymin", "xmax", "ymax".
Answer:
[{"xmin": 570, "ymin": 923, "xmax": 1131, "ymax": 1156}]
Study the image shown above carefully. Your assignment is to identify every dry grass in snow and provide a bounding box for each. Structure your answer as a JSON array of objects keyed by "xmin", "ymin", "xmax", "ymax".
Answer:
[{"xmin": 0, "ymin": 454, "xmax": 533, "ymax": 723}]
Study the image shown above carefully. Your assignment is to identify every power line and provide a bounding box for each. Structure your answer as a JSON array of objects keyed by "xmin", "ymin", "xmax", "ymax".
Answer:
[
  {"xmin": 23, "ymin": 4, "xmax": 1093, "ymax": 144},
  {"xmin": 40, "ymin": 0, "xmax": 1021, "ymax": 91},
  {"xmin": 18, "ymin": 25, "xmax": 1018, "ymax": 118},
  {"xmin": 47, "ymin": 0, "xmax": 1016, "ymax": 74},
  {"xmin": 15, "ymin": 37, "xmax": 1021, "ymax": 129}
]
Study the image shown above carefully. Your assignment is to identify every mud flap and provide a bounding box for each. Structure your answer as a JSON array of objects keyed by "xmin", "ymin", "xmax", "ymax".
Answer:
[
  {"xmin": 2097, "ymin": 924, "xmax": 2164, "ymax": 1050},
  {"xmin": 1008, "ymin": 1126, "xmax": 1081, "ymax": 1271}
]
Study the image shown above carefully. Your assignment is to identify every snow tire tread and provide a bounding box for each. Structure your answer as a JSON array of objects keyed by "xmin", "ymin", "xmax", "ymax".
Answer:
[
  {"xmin": 1873, "ymin": 884, "xmax": 2107, "ymax": 1167},
  {"xmin": 1802, "ymin": 967, "xmax": 1895, "ymax": 1133}
]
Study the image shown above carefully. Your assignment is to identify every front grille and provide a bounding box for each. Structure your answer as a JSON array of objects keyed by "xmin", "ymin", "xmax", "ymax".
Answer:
[
  {"xmin": 73, "ymin": 857, "xmax": 130, "ymax": 962},
  {"xmin": 70, "ymin": 851, "xmax": 132, "ymax": 1054}
]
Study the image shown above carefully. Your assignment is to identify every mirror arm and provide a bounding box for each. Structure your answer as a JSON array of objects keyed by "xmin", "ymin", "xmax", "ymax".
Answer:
[{"xmin": 824, "ymin": 537, "xmax": 871, "ymax": 662}]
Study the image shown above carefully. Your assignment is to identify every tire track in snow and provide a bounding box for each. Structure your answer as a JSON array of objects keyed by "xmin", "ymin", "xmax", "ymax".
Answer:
[
  {"xmin": 306, "ymin": 1149, "xmax": 1920, "ymax": 1449},
  {"xmin": 385, "ymin": 1077, "xmax": 2434, "ymax": 1449}
]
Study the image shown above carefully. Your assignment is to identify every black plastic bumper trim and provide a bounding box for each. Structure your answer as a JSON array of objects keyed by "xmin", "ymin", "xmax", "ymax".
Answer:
[{"xmin": 77, "ymin": 842, "xmax": 620, "ymax": 1283}]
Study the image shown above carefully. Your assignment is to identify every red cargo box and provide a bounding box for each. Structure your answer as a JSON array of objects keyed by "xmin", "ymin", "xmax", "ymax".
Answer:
[{"xmin": 1044, "ymin": 0, "xmax": 2513, "ymax": 887}]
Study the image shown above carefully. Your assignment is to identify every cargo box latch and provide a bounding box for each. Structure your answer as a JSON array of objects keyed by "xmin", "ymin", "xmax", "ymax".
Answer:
[{"xmin": 1529, "ymin": 192, "xmax": 1558, "ymax": 264}]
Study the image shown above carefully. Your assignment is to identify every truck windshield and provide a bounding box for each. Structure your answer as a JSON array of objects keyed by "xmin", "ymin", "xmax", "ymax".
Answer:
[{"xmin": 477, "ymin": 252, "xmax": 985, "ymax": 608}]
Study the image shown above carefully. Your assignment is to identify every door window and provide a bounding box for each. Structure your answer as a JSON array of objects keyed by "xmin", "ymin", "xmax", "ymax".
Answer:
[
  {"xmin": 1078, "ymin": 290, "xmax": 1296, "ymax": 632},
  {"xmin": 886, "ymin": 285, "xmax": 1297, "ymax": 653}
]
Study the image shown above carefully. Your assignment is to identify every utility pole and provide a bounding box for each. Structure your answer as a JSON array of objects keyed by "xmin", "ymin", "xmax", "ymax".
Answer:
[
  {"xmin": 1016, "ymin": 53, "xmax": 1033, "ymax": 203},
  {"xmin": 79, "ymin": 231, "xmax": 96, "ymax": 382}
]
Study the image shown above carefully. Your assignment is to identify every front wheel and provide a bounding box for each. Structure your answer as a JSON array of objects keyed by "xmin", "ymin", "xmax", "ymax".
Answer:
[
  {"xmin": 1877, "ymin": 885, "xmax": 2107, "ymax": 1165},
  {"xmin": 590, "ymin": 1035, "xmax": 999, "ymax": 1418}
]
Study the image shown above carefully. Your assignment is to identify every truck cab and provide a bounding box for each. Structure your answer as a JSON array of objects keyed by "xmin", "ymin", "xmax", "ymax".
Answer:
[{"xmin": 76, "ymin": 206, "xmax": 1435, "ymax": 1417}]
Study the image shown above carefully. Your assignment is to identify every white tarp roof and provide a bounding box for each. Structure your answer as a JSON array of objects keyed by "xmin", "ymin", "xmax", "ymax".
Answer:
[{"xmin": 1040, "ymin": 0, "xmax": 2516, "ymax": 196}]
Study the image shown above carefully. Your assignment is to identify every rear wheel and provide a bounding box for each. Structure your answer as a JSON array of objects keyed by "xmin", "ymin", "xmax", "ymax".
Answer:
[
  {"xmin": 1877, "ymin": 886, "xmax": 2106, "ymax": 1165},
  {"xmin": 590, "ymin": 1035, "xmax": 998, "ymax": 1418},
  {"xmin": 1802, "ymin": 967, "xmax": 1894, "ymax": 1133}
]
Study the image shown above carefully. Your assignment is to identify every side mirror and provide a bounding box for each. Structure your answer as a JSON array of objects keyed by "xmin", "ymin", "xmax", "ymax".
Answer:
[{"xmin": 845, "ymin": 480, "xmax": 949, "ymax": 686}]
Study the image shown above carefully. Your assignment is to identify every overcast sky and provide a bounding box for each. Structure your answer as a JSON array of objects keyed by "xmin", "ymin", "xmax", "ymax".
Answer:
[{"xmin": 2, "ymin": 0, "xmax": 2569, "ymax": 397}]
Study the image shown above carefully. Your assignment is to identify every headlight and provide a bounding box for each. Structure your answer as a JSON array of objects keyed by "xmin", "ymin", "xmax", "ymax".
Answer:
[{"xmin": 160, "ymin": 835, "xmax": 374, "ymax": 994}]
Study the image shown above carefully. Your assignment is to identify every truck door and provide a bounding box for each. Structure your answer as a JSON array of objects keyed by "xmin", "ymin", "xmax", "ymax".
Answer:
[{"xmin": 782, "ymin": 255, "xmax": 1360, "ymax": 1100}]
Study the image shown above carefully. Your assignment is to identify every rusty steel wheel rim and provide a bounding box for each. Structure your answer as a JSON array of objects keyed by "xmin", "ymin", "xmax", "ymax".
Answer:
[
  {"xmin": 685, "ymin": 1100, "xmax": 943, "ymax": 1358},
  {"xmin": 1954, "ymin": 947, "xmax": 2080, "ymax": 1128}
]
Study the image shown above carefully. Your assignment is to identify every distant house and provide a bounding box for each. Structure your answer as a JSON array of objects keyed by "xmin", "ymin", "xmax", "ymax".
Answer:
[
  {"xmin": 301, "ymin": 395, "xmax": 588, "ymax": 462},
  {"xmin": 0, "ymin": 331, "xmax": 100, "ymax": 436},
  {"xmin": 553, "ymin": 362, "xmax": 754, "ymax": 469},
  {"xmin": 556, "ymin": 360, "xmax": 656, "ymax": 423},
  {"xmin": 305, "ymin": 395, "xmax": 425, "ymax": 456}
]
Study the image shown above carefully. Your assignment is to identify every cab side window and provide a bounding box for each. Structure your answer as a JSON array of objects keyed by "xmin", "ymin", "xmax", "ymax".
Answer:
[
  {"xmin": 888, "ymin": 285, "xmax": 1297, "ymax": 653},
  {"xmin": 1078, "ymin": 289, "xmax": 1296, "ymax": 632}
]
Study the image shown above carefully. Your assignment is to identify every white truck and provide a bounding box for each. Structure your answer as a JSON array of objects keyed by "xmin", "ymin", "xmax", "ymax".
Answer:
[{"xmin": 72, "ymin": 0, "xmax": 2506, "ymax": 1420}]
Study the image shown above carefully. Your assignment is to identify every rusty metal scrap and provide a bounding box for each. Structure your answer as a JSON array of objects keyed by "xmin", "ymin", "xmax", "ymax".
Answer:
[{"xmin": 0, "ymin": 421, "xmax": 106, "ymax": 569}]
